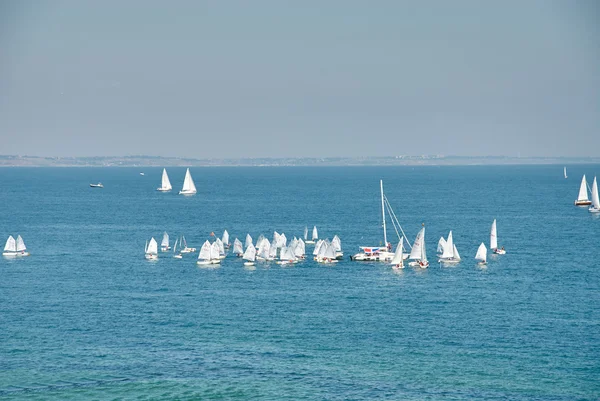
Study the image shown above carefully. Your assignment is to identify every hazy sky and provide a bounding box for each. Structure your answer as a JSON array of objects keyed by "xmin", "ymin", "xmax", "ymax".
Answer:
[{"xmin": 1, "ymin": 1, "xmax": 598, "ymax": 158}]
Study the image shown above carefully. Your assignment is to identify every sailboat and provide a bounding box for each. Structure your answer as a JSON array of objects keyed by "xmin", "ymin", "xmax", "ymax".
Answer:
[
  {"xmin": 575, "ymin": 175, "xmax": 592, "ymax": 206},
  {"xmin": 242, "ymin": 244, "xmax": 256, "ymax": 266},
  {"xmin": 89, "ymin": 182, "xmax": 103, "ymax": 188},
  {"xmin": 197, "ymin": 240, "xmax": 221, "ymax": 265},
  {"xmin": 588, "ymin": 176, "xmax": 600, "ymax": 213},
  {"xmin": 408, "ymin": 225, "xmax": 428, "ymax": 268},
  {"xmin": 172, "ymin": 238, "xmax": 183, "ymax": 259},
  {"xmin": 160, "ymin": 232, "xmax": 170, "ymax": 251},
  {"xmin": 156, "ymin": 168, "xmax": 172, "ymax": 191},
  {"xmin": 475, "ymin": 243, "xmax": 487, "ymax": 265},
  {"xmin": 3, "ymin": 235, "xmax": 30, "ymax": 257},
  {"xmin": 438, "ymin": 231, "xmax": 460, "ymax": 264},
  {"xmin": 145, "ymin": 237, "xmax": 158, "ymax": 260},
  {"xmin": 306, "ymin": 226, "xmax": 318, "ymax": 244},
  {"xmin": 179, "ymin": 235, "xmax": 196, "ymax": 253},
  {"xmin": 390, "ymin": 238, "xmax": 404, "ymax": 269},
  {"xmin": 221, "ymin": 230, "xmax": 230, "ymax": 249},
  {"xmin": 351, "ymin": 180, "xmax": 412, "ymax": 262},
  {"xmin": 232, "ymin": 238, "xmax": 244, "ymax": 257},
  {"xmin": 564, "ymin": 167, "xmax": 568, "ymax": 179},
  {"xmin": 303, "ymin": 226, "xmax": 308, "ymax": 242},
  {"xmin": 179, "ymin": 168, "xmax": 197, "ymax": 195},
  {"xmin": 490, "ymin": 219, "xmax": 505, "ymax": 254}
]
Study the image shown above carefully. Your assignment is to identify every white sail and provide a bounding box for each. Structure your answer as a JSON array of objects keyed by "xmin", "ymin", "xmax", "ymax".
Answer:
[
  {"xmin": 4, "ymin": 235, "xmax": 16, "ymax": 252},
  {"xmin": 409, "ymin": 228, "xmax": 425, "ymax": 260},
  {"xmin": 294, "ymin": 239, "xmax": 305, "ymax": 257},
  {"xmin": 161, "ymin": 232, "xmax": 169, "ymax": 249},
  {"xmin": 312, "ymin": 226, "xmax": 318, "ymax": 241},
  {"xmin": 591, "ymin": 177, "xmax": 600, "ymax": 209},
  {"xmin": 198, "ymin": 240, "xmax": 212, "ymax": 260},
  {"xmin": 257, "ymin": 240, "xmax": 270, "ymax": 259},
  {"xmin": 390, "ymin": 238, "xmax": 404, "ymax": 266},
  {"xmin": 437, "ymin": 237, "xmax": 447, "ymax": 254},
  {"xmin": 157, "ymin": 168, "xmax": 172, "ymax": 191},
  {"xmin": 331, "ymin": 235, "xmax": 342, "ymax": 252},
  {"xmin": 453, "ymin": 244, "xmax": 461, "ymax": 260},
  {"xmin": 210, "ymin": 241, "xmax": 221, "ymax": 260},
  {"xmin": 441, "ymin": 231, "xmax": 454, "ymax": 259},
  {"xmin": 16, "ymin": 235, "xmax": 26, "ymax": 252},
  {"xmin": 421, "ymin": 233, "xmax": 428, "ymax": 263},
  {"xmin": 179, "ymin": 168, "xmax": 197, "ymax": 194},
  {"xmin": 490, "ymin": 219, "xmax": 498, "ymax": 250},
  {"xmin": 243, "ymin": 245, "xmax": 256, "ymax": 262},
  {"xmin": 303, "ymin": 226, "xmax": 308, "ymax": 240},
  {"xmin": 233, "ymin": 238, "xmax": 243, "ymax": 255},
  {"xmin": 215, "ymin": 238, "xmax": 225, "ymax": 254},
  {"xmin": 323, "ymin": 242, "xmax": 336, "ymax": 259},
  {"xmin": 245, "ymin": 234, "xmax": 253, "ymax": 249},
  {"xmin": 222, "ymin": 230, "xmax": 229, "ymax": 246},
  {"xmin": 313, "ymin": 239, "xmax": 324, "ymax": 256},
  {"xmin": 578, "ymin": 175, "xmax": 590, "ymax": 202},
  {"xmin": 475, "ymin": 242, "xmax": 487, "ymax": 263},
  {"xmin": 146, "ymin": 237, "xmax": 158, "ymax": 255},
  {"xmin": 268, "ymin": 240, "xmax": 278, "ymax": 259},
  {"xmin": 564, "ymin": 167, "xmax": 567, "ymax": 179}
]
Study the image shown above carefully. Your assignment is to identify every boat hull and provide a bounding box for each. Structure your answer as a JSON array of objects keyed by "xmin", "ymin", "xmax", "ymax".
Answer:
[
  {"xmin": 156, "ymin": 188, "xmax": 171, "ymax": 192},
  {"xmin": 173, "ymin": 254, "xmax": 183, "ymax": 259},
  {"xmin": 179, "ymin": 190, "xmax": 197, "ymax": 195},
  {"xmin": 493, "ymin": 249, "xmax": 506, "ymax": 254},
  {"xmin": 575, "ymin": 200, "xmax": 592, "ymax": 206},
  {"xmin": 589, "ymin": 206, "xmax": 600, "ymax": 213},
  {"xmin": 351, "ymin": 251, "xmax": 394, "ymax": 262},
  {"xmin": 196, "ymin": 260, "xmax": 212, "ymax": 265},
  {"xmin": 145, "ymin": 254, "xmax": 158, "ymax": 260},
  {"xmin": 243, "ymin": 261, "xmax": 255, "ymax": 266}
]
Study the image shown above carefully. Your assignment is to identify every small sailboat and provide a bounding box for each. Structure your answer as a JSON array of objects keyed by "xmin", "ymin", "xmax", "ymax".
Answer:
[
  {"xmin": 172, "ymin": 238, "xmax": 183, "ymax": 259},
  {"xmin": 156, "ymin": 168, "xmax": 172, "ymax": 191},
  {"xmin": 243, "ymin": 244, "xmax": 256, "ymax": 266},
  {"xmin": 588, "ymin": 176, "xmax": 600, "ymax": 213},
  {"xmin": 575, "ymin": 175, "xmax": 592, "ymax": 206},
  {"xmin": 408, "ymin": 225, "xmax": 429, "ymax": 268},
  {"xmin": 196, "ymin": 240, "xmax": 213, "ymax": 265},
  {"xmin": 145, "ymin": 237, "xmax": 158, "ymax": 260},
  {"xmin": 316, "ymin": 240, "xmax": 338, "ymax": 264},
  {"xmin": 221, "ymin": 230, "xmax": 230, "ymax": 249},
  {"xmin": 245, "ymin": 234, "xmax": 253, "ymax": 250},
  {"xmin": 390, "ymin": 238, "xmax": 404, "ymax": 269},
  {"xmin": 179, "ymin": 235, "xmax": 196, "ymax": 253},
  {"xmin": 160, "ymin": 232, "xmax": 170, "ymax": 251},
  {"xmin": 179, "ymin": 168, "xmax": 197, "ymax": 195},
  {"xmin": 331, "ymin": 235, "xmax": 343, "ymax": 259},
  {"xmin": 89, "ymin": 182, "xmax": 103, "ymax": 188},
  {"xmin": 438, "ymin": 231, "xmax": 460, "ymax": 264},
  {"xmin": 475, "ymin": 243, "xmax": 487, "ymax": 265},
  {"xmin": 490, "ymin": 219, "xmax": 505, "ymax": 254},
  {"xmin": 306, "ymin": 226, "xmax": 318, "ymax": 244},
  {"xmin": 3, "ymin": 235, "xmax": 29, "ymax": 257},
  {"xmin": 303, "ymin": 226, "xmax": 308, "ymax": 242},
  {"xmin": 232, "ymin": 238, "xmax": 244, "ymax": 257},
  {"xmin": 564, "ymin": 167, "xmax": 567, "ymax": 179}
]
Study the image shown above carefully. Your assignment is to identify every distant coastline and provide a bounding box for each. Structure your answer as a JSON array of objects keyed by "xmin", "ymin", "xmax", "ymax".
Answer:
[{"xmin": 0, "ymin": 155, "xmax": 598, "ymax": 167}]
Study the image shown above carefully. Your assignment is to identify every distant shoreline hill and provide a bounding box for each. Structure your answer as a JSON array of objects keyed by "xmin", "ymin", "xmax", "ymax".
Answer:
[{"xmin": 0, "ymin": 155, "xmax": 599, "ymax": 167}]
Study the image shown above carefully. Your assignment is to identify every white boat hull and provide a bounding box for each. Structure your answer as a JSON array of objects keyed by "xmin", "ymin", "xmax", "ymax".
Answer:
[
  {"xmin": 2, "ymin": 251, "xmax": 17, "ymax": 257},
  {"xmin": 179, "ymin": 190, "xmax": 197, "ymax": 195},
  {"xmin": 145, "ymin": 254, "xmax": 158, "ymax": 260},
  {"xmin": 305, "ymin": 240, "xmax": 315, "ymax": 244},
  {"xmin": 243, "ymin": 261, "xmax": 255, "ymax": 266},
  {"xmin": 439, "ymin": 258, "xmax": 461, "ymax": 264},
  {"xmin": 493, "ymin": 249, "xmax": 506, "ymax": 255},
  {"xmin": 589, "ymin": 206, "xmax": 600, "ymax": 213},
  {"xmin": 173, "ymin": 254, "xmax": 183, "ymax": 259},
  {"xmin": 196, "ymin": 260, "xmax": 212, "ymax": 265},
  {"xmin": 156, "ymin": 188, "xmax": 171, "ymax": 192},
  {"xmin": 351, "ymin": 251, "xmax": 395, "ymax": 262}
]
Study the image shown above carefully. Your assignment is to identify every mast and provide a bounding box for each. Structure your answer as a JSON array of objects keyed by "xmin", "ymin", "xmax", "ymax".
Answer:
[{"xmin": 380, "ymin": 180, "xmax": 387, "ymax": 247}]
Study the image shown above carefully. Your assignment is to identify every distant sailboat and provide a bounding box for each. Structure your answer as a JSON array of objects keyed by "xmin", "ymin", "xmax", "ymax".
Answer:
[
  {"xmin": 89, "ymin": 182, "xmax": 103, "ymax": 188},
  {"xmin": 179, "ymin": 168, "xmax": 197, "ymax": 195},
  {"xmin": 408, "ymin": 225, "xmax": 429, "ymax": 268},
  {"xmin": 575, "ymin": 175, "xmax": 592, "ymax": 206},
  {"xmin": 303, "ymin": 226, "xmax": 308, "ymax": 242},
  {"xmin": 475, "ymin": 243, "xmax": 487, "ymax": 265},
  {"xmin": 221, "ymin": 230, "xmax": 230, "ymax": 249},
  {"xmin": 157, "ymin": 168, "xmax": 172, "ymax": 191},
  {"xmin": 589, "ymin": 176, "xmax": 600, "ymax": 213},
  {"xmin": 172, "ymin": 238, "xmax": 183, "ymax": 259},
  {"xmin": 564, "ymin": 167, "xmax": 567, "ymax": 179},
  {"xmin": 179, "ymin": 235, "xmax": 196, "ymax": 253},
  {"xmin": 390, "ymin": 238, "xmax": 404, "ymax": 269},
  {"xmin": 306, "ymin": 226, "xmax": 318, "ymax": 244},
  {"xmin": 160, "ymin": 232, "xmax": 170, "ymax": 251},
  {"xmin": 145, "ymin": 237, "xmax": 158, "ymax": 260},
  {"xmin": 3, "ymin": 235, "xmax": 30, "ymax": 257},
  {"xmin": 232, "ymin": 238, "xmax": 244, "ymax": 257},
  {"xmin": 438, "ymin": 231, "xmax": 460, "ymax": 264},
  {"xmin": 243, "ymin": 244, "xmax": 256, "ymax": 266},
  {"xmin": 490, "ymin": 219, "xmax": 505, "ymax": 254}
]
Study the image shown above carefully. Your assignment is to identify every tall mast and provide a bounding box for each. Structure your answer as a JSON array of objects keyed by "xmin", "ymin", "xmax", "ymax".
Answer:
[{"xmin": 380, "ymin": 180, "xmax": 387, "ymax": 247}]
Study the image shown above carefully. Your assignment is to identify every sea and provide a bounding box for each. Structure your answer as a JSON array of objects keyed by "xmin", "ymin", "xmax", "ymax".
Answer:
[{"xmin": 0, "ymin": 165, "xmax": 599, "ymax": 400}]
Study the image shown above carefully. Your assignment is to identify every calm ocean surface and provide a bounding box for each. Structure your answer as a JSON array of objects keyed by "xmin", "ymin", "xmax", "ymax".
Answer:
[{"xmin": 1, "ymin": 165, "xmax": 599, "ymax": 400}]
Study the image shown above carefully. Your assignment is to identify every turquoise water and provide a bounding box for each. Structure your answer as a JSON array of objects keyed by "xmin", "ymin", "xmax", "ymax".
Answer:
[{"xmin": 1, "ymin": 165, "xmax": 599, "ymax": 400}]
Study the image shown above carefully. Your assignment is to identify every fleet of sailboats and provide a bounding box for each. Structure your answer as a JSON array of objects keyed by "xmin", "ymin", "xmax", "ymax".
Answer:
[{"xmin": 179, "ymin": 168, "xmax": 197, "ymax": 195}]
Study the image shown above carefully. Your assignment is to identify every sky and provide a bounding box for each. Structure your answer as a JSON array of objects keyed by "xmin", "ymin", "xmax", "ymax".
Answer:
[{"xmin": 0, "ymin": 0, "xmax": 598, "ymax": 158}]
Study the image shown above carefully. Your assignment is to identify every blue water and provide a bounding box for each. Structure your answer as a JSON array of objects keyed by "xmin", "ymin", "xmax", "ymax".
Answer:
[{"xmin": 0, "ymin": 165, "xmax": 599, "ymax": 400}]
